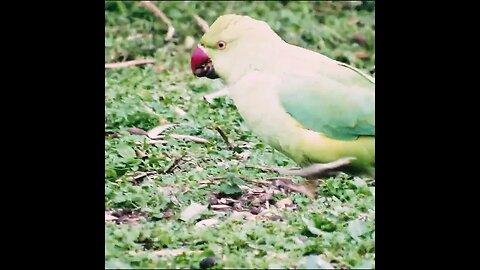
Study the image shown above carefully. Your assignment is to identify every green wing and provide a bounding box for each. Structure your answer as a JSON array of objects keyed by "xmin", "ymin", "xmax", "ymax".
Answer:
[{"xmin": 278, "ymin": 68, "xmax": 375, "ymax": 141}]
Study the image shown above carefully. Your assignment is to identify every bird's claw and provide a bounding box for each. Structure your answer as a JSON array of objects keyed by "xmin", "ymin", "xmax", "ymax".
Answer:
[{"xmin": 271, "ymin": 157, "xmax": 356, "ymax": 179}]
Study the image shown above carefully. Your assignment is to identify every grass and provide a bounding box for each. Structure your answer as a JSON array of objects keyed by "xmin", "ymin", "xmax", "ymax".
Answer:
[{"xmin": 105, "ymin": 1, "xmax": 375, "ymax": 269}]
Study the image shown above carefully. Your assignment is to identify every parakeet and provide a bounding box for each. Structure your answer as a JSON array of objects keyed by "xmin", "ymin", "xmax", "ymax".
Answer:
[{"xmin": 190, "ymin": 14, "xmax": 375, "ymax": 178}]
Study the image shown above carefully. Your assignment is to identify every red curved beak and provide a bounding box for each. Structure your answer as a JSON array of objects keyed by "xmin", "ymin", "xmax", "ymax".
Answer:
[
  {"xmin": 190, "ymin": 45, "xmax": 209, "ymax": 73},
  {"xmin": 190, "ymin": 45, "xmax": 219, "ymax": 79}
]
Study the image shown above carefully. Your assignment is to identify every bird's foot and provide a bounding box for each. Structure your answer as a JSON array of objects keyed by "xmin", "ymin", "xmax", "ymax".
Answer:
[{"xmin": 271, "ymin": 157, "xmax": 356, "ymax": 179}]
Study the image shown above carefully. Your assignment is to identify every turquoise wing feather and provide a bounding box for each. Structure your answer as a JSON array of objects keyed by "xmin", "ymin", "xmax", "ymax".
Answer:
[{"xmin": 278, "ymin": 67, "xmax": 375, "ymax": 141}]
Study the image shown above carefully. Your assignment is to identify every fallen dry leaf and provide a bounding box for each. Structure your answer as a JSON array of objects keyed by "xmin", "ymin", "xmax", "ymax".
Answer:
[
  {"xmin": 126, "ymin": 127, "xmax": 148, "ymax": 136},
  {"xmin": 199, "ymin": 180, "xmax": 213, "ymax": 185},
  {"xmin": 229, "ymin": 211, "xmax": 255, "ymax": 220},
  {"xmin": 132, "ymin": 172, "xmax": 148, "ymax": 185},
  {"xmin": 352, "ymin": 32, "xmax": 367, "ymax": 45},
  {"xmin": 354, "ymin": 51, "xmax": 370, "ymax": 59},
  {"xmin": 204, "ymin": 175, "xmax": 303, "ymax": 217},
  {"xmin": 145, "ymin": 139, "xmax": 168, "ymax": 145},
  {"xmin": 105, "ymin": 212, "xmax": 118, "ymax": 222},
  {"xmin": 210, "ymin": 204, "xmax": 231, "ymax": 210},
  {"xmin": 147, "ymin": 124, "xmax": 178, "ymax": 139},
  {"xmin": 209, "ymin": 194, "xmax": 218, "ymax": 205},
  {"xmin": 173, "ymin": 106, "xmax": 187, "ymax": 116},
  {"xmin": 158, "ymin": 186, "xmax": 179, "ymax": 197},
  {"xmin": 195, "ymin": 218, "xmax": 219, "ymax": 228},
  {"xmin": 135, "ymin": 149, "xmax": 147, "ymax": 158},
  {"xmin": 251, "ymin": 193, "xmax": 272, "ymax": 206},
  {"xmin": 275, "ymin": 198, "xmax": 293, "ymax": 209},
  {"xmin": 250, "ymin": 207, "xmax": 262, "ymax": 215},
  {"xmin": 170, "ymin": 134, "xmax": 210, "ymax": 144},
  {"xmin": 218, "ymin": 197, "xmax": 238, "ymax": 205},
  {"xmin": 153, "ymin": 249, "xmax": 200, "ymax": 257},
  {"xmin": 218, "ymin": 198, "xmax": 228, "ymax": 204},
  {"xmin": 273, "ymin": 178, "xmax": 317, "ymax": 198},
  {"xmin": 110, "ymin": 209, "xmax": 145, "ymax": 224},
  {"xmin": 180, "ymin": 202, "xmax": 208, "ymax": 222},
  {"xmin": 235, "ymin": 151, "xmax": 251, "ymax": 160},
  {"xmin": 237, "ymin": 142, "xmax": 255, "ymax": 149},
  {"xmin": 163, "ymin": 209, "xmax": 174, "ymax": 219}
]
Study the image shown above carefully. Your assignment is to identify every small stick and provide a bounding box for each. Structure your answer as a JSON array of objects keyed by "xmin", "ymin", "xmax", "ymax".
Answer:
[
  {"xmin": 193, "ymin": 14, "xmax": 210, "ymax": 32},
  {"xmin": 170, "ymin": 134, "xmax": 210, "ymax": 144},
  {"xmin": 164, "ymin": 154, "xmax": 185, "ymax": 174},
  {"xmin": 105, "ymin": 59, "xmax": 156, "ymax": 69},
  {"xmin": 214, "ymin": 126, "xmax": 233, "ymax": 150},
  {"xmin": 139, "ymin": 1, "xmax": 175, "ymax": 40}
]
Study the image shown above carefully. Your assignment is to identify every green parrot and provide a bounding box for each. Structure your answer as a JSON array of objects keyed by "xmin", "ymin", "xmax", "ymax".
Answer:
[{"xmin": 190, "ymin": 14, "xmax": 375, "ymax": 178}]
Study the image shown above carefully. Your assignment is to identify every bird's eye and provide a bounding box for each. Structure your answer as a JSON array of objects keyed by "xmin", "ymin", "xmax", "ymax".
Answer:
[{"xmin": 216, "ymin": 41, "xmax": 227, "ymax": 50}]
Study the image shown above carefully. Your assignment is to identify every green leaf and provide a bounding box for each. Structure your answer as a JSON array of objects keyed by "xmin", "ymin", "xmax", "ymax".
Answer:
[
  {"xmin": 113, "ymin": 194, "xmax": 127, "ymax": 203},
  {"xmin": 354, "ymin": 259, "xmax": 375, "ymax": 269},
  {"xmin": 347, "ymin": 219, "xmax": 369, "ymax": 241},
  {"xmin": 302, "ymin": 255, "xmax": 334, "ymax": 269},
  {"xmin": 105, "ymin": 37, "xmax": 113, "ymax": 47},
  {"xmin": 116, "ymin": 143, "xmax": 136, "ymax": 160},
  {"xmin": 216, "ymin": 182, "xmax": 242, "ymax": 195},
  {"xmin": 302, "ymin": 216, "xmax": 323, "ymax": 236},
  {"xmin": 352, "ymin": 177, "xmax": 367, "ymax": 187}
]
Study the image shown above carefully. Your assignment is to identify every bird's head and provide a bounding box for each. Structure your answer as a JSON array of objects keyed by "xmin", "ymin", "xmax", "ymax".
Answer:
[{"xmin": 190, "ymin": 14, "xmax": 282, "ymax": 83}]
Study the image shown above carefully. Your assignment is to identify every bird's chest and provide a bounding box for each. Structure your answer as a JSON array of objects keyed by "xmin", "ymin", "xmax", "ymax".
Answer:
[{"xmin": 228, "ymin": 86, "xmax": 300, "ymax": 150}]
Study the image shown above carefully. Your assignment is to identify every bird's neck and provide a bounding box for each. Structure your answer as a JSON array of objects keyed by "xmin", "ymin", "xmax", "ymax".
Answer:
[{"xmin": 217, "ymin": 40, "xmax": 285, "ymax": 85}]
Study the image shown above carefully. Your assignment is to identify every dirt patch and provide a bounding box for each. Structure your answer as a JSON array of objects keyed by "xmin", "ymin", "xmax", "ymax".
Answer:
[
  {"xmin": 105, "ymin": 208, "xmax": 146, "ymax": 224},
  {"xmin": 205, "ymin": 178, "xmax": 301, "ymax": 221}
]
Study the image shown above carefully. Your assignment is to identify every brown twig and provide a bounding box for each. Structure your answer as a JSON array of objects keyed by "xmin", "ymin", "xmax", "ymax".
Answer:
[
  {"xmin": 214, "ymin": 126, "xmax": 233, "ymax": 150},
  {"xmin": 126, "ymin": 127, "xmax": 149, "ymax": 136},
  {"xmin": 164, "ymin": 154, "xmax": 186, "ymax": 174},
  {"xmin": 170, "ymin": 134, "xmax": 210, "ymax": 144},
  {"xmin": 132, "ymin": 172, "xmax": 148, "ymax": 185},
  {"xmin": 147, "ymin": 124, "xmax": 179, "ymax": 139},
  {"xmin": 135, "ymin": 149, "xmax": 147, "ymax": 159},
  {"xmin": 193, "ymin": 14, "xmax": 210, "ymax": 33},
  {"xmin": 271, "ymin": 178, "xmax": 316, "ymax": 198},
  {"xmin": 200, "ymin": 176, "xmax": 267, "ymax": 185},
  {"xmin": 245, "ymin": 165, "xmax": 291, "ymax": 173},
  {"xmin": 198, "ymin": 176, "xmax": 226, "ymax": 185},
  {"xmin": 105, "ymin": 59, "xmax": 156, "ymax": 69},
  {"xmin": 242, "ymin": 178, "xmax": 271, "ymax": 185},
  {"xmin": 264, "ymin": 177, "xmax": 295, "ymax": 182},
  {"xmin": 139, "ymin": 1, "xmax": 175, "ymax": 40}
]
